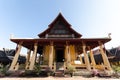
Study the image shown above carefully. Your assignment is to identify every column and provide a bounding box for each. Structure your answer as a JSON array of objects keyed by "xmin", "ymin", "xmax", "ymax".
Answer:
[
  {"xmin": 79, "ymin": 54, "xmax": 83, "ymax": 64},
  {"xmin": 15, "ymin": 63, "xmax": 19, "ymax": 70},
  {"xmin": 49, "ymin": 42, "xmax": 54, "ymax": 69},
  {"xmin": 25, "ymin": 49, "xmax": 31, "ymax": 69},
  {"xmin": 29, "ymin": 42, "xmax": 38, "ymax": 70},
  {"xmin": 98, "ymin": 41, "xmax": 112, "ymax": 71},
  {"xmin": 38, "ymin": 54, "xmax": 41, "ymax": 65},
  {"xmin": 9, "ymin": 41, "xmax": 23, "ymax": 71},
  {"xmin": 82, "ymin": 42, "xmax": 91, "ymax": 71},
  {"xmin": 66, "ymin": 43, "xmax": 71, "ymax": 66},
  {"xmin": 88, "ymin": 46, "xmax": 96, "ymax": 69}
]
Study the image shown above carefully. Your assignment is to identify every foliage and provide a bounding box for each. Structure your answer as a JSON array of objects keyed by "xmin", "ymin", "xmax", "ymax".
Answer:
[
  {"xmin": 18, "ymin": 64, "xmax": 41, "ymax": 77},
  {"xmin": 67, "ymin": 65, "xmax": 76, "ymax": 73},
  {"xmin": 112, "ymin": 65, "xmax": 120, "ymax": 72},
  {"xmin": 34, "ymin": 63, "xmax": 41, "ymax": 74},
  {"xmin": 65, "ymin": 65, "xmax": 76, "ymax": 77},
  {"xmin": 19, "ymin": 64, "xmax": 53, "ymax": 77},
  {"xmin": 19, "ymin": 70, "xmax": 38, "ymax": 77},
  {"xmin": 19, "ymin": 64, "xmax": 25, "ymax": 70},
  {"xmin": 112, "ymin": 65, "xmax": 120, "ymax": 78},
  {"xmin": 0, "ymin": 64, "xmax": 9, "ymax": 74}
]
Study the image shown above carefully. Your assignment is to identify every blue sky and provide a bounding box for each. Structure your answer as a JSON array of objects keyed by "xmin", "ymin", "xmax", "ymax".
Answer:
[{"xmin": 0, "ymin": 0, "xmax": 120, "ymax": 51}]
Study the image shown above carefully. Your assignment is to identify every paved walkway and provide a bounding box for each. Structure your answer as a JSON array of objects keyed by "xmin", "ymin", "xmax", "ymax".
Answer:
[{"xmin": 0, "ymin": 76, "xmax": 119, "ymax": 80}]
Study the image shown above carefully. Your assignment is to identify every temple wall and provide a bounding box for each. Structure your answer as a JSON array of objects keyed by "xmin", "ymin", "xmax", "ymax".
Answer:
[
  {"xmin": 42, "ymin": 44, "xmax": 111, "ymax": 71},
  {"xmin": 69, "ymin": 45, "xmax": 76, "ymax": 64},
  {"xmin": 53, "ymin": 48, "xmax": 55, "ymax": 62},
  {"xmin": 64, "ymin": 46, "xmax": 67, "ymax": 62},
  {"xmin": 43, "ymin": 45, "xmax": 50, "ymax": 65}
]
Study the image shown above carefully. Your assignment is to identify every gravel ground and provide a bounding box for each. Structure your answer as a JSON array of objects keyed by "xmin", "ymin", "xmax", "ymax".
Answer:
[{"xmin": 0, "ymin": 76, "xmax": 119, "ymax": 80}]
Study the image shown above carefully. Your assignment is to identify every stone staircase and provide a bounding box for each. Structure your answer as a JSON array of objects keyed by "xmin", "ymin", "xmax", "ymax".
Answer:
[
  {"xmin": 54, "ymin": 70, "xmax": 64, "ymax": 77},
  {"xmin": 56, "ymin": 62, "xmax": 64, "ymax": 70},
  {"xmin": 54, "ymin": 62, "xmax": 64, "ymax": 77}
]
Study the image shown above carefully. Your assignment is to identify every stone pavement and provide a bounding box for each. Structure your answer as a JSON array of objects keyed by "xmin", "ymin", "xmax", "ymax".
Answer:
[{"xmin": 0, "ymin": 76, "xmax": 119, "ymax": 80}]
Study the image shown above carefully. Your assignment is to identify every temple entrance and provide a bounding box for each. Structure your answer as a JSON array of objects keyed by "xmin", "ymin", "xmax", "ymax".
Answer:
[
  {"xmin": 56, "ymin": 48, "xmax": 65, "ymax": 70},
  {"xmin": 56, "ymin": 49, "xmax": 64, "ymax": 62}
]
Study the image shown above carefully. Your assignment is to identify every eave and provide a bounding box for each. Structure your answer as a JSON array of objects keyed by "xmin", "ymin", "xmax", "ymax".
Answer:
[{"xmin": 10, "ymin": 37, "xmax": 111, "ymax": 51}]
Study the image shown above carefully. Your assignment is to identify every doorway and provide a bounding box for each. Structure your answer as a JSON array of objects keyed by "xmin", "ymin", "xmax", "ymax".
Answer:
[
  {"xmin": 56, "ymin": 49, "xmax": 64, "ymax": 62},
  {"xmin": 56, "ymin": 48, "xmax": 65, "ymax": 70}
]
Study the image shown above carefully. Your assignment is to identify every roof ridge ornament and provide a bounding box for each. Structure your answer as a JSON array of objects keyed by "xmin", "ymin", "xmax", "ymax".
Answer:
[
  {"xmin": 59, "ymin": 9, "xmax": 62, "ymax": 13},
  {"xmin": 108, "ymin": 33, "xmax": 111, "ymax": 39}
]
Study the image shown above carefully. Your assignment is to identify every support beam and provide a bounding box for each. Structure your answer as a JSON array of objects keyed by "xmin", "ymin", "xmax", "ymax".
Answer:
[
  {"xmin": 82, "ymin": 42, "xmax": 91, "ymax": 71},
  {"xmin": 25, "ymin": 49, "xmax": 31, "ymax": 69},
  {"xmin": 43, "ymin": 46, "xmax": 49, "ymax": 64},
  {"xmin": 49, "ymin": 42, "xmax": 54, "ymax": 69},
  {"xmin": 29, "ymin": 42, "xmax": 38, "ymax": 70},
  {"xmin": 15, "ymin": 63, "xmax": 19, "ymax": 70},
  {"xmin": 88, "ymin": 46, "xmax": 96, "ymax": 69},
  {"xmin": 9, "ymin": 41, "xmax": 23, "ymax": 71},
  {"xmin": 65, "ymin": 42, "xmax": 71, "ymax": 66},
  {"xmin": 79, "ymin": 54, "xmax": 83, "ymax": 64},
  {"xmin": 98, "ymin": 41, "xmax": 112, "ymax": 71},
  {"xmin": 38, "ymin": 54, "xmax": 41, "ymax": 65}
]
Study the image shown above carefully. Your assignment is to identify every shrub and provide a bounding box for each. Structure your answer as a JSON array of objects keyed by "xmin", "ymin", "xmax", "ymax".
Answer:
[
  {"xmin": 112, "ymin": 65, "xmax": 120, "ymax": 72},
  {"xmin": 65, "ymin": 65, "xmax": 76, "ymax": 77},
  {"xmin": 34, "ymin": 64, "xmax": 41, "ymax": 74},
  {"xmin": 19, "ymin": 64, "xmax": 25, "ymax": 70},
  {"xmin": 0, "ymin": 64, "xmax": 9, "ymax": 76},
  {"xmin": 112, "ymin": 65, "xmax": 120, "ymax": 78},
  {"xmin": 20, "ymin": 70, "xmax": 37, "ymax": 77},
  {"xmin": 67, "ymin": 65, "xmax": 76, "ymax": 73}
]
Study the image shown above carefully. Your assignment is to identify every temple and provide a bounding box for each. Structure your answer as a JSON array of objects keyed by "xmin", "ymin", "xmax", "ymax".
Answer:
[{"xmin": 9, "ymin": 13, "xmax": 112, "ymax": 72}]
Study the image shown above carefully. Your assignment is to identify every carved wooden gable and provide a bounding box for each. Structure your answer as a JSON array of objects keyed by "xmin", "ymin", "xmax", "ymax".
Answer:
[
  {"xmin": 38, "ymin": 13, "xmax": 82, "ymax": 38},
  {"xmin": 47, "ymin": 19, "xmax": 74, "ymax": 38},
  {"xmin": 49, "ymin": 20, "xmax": 70, "ymax": 35}
]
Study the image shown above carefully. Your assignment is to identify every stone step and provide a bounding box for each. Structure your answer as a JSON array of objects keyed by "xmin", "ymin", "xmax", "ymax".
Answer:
[
  {"xmin": 74, "ymin": 69, "xmax": 92, "ymax": 76},
  {"xmin": 56, "ymin": 62, "xmax": 64, "ymax": 70},
  {"xmin": 54, "ymin": 70, "xmax": 64, "ymax": 77}
]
